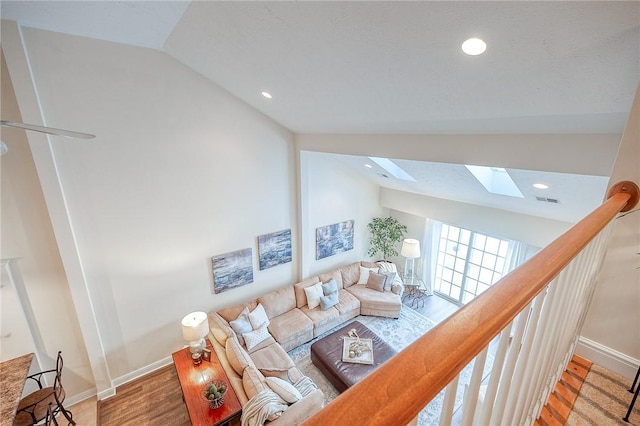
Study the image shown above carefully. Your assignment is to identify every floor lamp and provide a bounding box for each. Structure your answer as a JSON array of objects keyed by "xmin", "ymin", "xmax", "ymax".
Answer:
[{"xmin": 401, "ymin": 238, "xmax": 421, "ymax": 285}]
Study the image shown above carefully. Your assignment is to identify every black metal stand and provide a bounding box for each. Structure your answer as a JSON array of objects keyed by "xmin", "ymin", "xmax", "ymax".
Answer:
[{"xmin": 624, "ymin": 364, "xmax": 640, "ymax": 422}]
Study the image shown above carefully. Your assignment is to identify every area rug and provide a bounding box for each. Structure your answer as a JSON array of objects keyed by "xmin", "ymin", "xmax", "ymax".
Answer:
[
  {"xmin": 287, "ymin": 306, "xmax": 493, "ymax": 425},
  {"xmin": 566, "ymin": 364, "xmax": 640, "ymax": 426}
]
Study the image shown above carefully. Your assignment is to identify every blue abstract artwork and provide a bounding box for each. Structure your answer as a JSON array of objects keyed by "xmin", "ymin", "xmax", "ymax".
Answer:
[
  {"xmin": 316, "ymin": 220, "xmax": 354, "ymax": 260},
  {"xmin": 212, "ymin": 248, "xmax": 253, "ymax": 294},
  {"xmin": 258, "ymin": 229, "xmax": 292, "ymax": 270}
]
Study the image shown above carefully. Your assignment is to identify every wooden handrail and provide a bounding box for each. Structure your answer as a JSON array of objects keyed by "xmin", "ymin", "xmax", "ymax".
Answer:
[{"xmin": 303, "ymin": 181, "xmax": 639, "ymax": 426}]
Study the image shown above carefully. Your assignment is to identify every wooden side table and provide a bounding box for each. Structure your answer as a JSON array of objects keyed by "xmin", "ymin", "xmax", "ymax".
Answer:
[{"xmin": 172, "ymin": 339, "xmax": 241, "ymax": 426}]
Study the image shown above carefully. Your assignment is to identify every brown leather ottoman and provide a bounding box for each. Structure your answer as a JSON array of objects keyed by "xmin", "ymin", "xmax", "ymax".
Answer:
[{"xmin": 310, "ymin": 320, "xmax": 397, "ymax": 393}]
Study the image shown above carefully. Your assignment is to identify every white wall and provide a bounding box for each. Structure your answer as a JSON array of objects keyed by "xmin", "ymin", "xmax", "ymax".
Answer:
[
  {"xmin": 3, "ymin": 26, "xmax": 299, "ymax": 392},
  {"xmin": 380, "ymin": 188, "xmax": 572, "ymax": 249},
  {"xmin": 578, "ymin": 84, "xmax": 640, "ymax": 377},
  {"xmin": 299, "ymin": 151, "xmax": 387, "ymax": 278},
  {"xmin": 1, "ymin": 50, "xmax": 94, "ymax": 396}
]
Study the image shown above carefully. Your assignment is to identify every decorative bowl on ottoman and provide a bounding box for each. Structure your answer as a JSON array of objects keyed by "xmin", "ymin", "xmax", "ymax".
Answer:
[{"xmin": 202, "ymin": 379, "xmax": 228, "ymax": 409}]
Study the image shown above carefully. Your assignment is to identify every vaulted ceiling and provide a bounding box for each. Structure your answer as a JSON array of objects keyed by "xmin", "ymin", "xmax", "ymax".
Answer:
[{"xmin": 2, "ymin": 1, "xmax": 639, "ymax": 223}]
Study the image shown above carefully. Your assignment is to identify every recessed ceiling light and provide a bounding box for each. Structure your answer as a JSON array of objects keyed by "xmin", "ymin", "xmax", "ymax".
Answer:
[
  {"xmin": 364, "ymin": 163, "xmax": 372, "ymax": 168},
  {"xmin": 261, "ymin": 91, "xmax": 272, "ymax": 99},
  {"xmin": 533, "ymin": 183, "xmax": 549, "ymax": 189},
  {"xmin": 461, "ymin": 38, "xmax": 487, "ymax": 56}
]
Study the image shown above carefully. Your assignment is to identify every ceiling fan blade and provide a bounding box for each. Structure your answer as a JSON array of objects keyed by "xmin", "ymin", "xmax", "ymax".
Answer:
[{"xmin": 0, "ymin": 120, "xmax": 95, "ymax": 139}]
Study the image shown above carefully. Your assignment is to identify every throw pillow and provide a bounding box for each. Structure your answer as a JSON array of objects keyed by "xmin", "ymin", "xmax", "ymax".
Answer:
[
  {"xmin": 304, "ymin": 282, "xmax": 324, "ymax": 310},
  {"xmin": 248, "ymin": 303, "xmax": 270, "ymax": 330},
  {"xmin": 366, "ymin": 271, "xmax": 386, "ymax": 293},
  {"xmin": 229, "ymin": 307, "xmax": 252, "ymax": 347},
  {"xmin": 243, "ymin": 323, "xmax": 272, "ymax": 351},
  {"xmin": 357, "ymin": 266, "xmax": 379, "ymax": 284},
  {"xmin": 321, "ymin": 278, "xmax": 338, "ymax": 296},
  {"xmin": 265, "ymin": 377, "xmax": 303, "ymax": 404},
  {"xmin": 243, "ymin": 366, "xmax": 269, "ymax": 400},
  {"xmin": 320, "ymin": 291, "xmax": 339, "ymax": 311},
  {"xmin": 382, "ymin": 272, "xmax": 398, "ymax": 292},
  {"xmin": 226, "ymin": 334, "xmax": 255, "ymax": 375},
  {"xmin": 259, "ymin": 367, "xmax": 291, "ymax": 381}
]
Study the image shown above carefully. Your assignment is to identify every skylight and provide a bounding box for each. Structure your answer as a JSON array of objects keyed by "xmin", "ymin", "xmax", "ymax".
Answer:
[
  {"xmin": 368, "ymin": 157, "xmax": 416, "ymax": 182},
  {"xmin": 465, "ymin": 165, "xmax": 523, "ymax": 198}
]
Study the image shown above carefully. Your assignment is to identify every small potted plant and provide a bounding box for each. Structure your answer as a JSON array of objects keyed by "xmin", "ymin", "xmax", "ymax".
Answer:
[{"xmin": 202, "ymin": 379, "xmax": 227, "ymax": 409}]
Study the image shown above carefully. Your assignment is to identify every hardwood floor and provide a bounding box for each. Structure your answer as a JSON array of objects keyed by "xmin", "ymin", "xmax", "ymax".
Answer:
[
  {"xmin": 68, "ymin": 396, "xmax": 97, "ymax": 425},
  {"xmin": 403, "ymin": 291, "xmax": 460, "ymax": 323},
  {"xmin": 97, "ymin": 364, "xmax": 190, "ymax": 426}
]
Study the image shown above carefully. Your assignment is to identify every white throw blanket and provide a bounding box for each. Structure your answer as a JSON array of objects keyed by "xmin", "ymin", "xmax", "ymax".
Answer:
[
  {"xmin": 293, "ymin": 375, "xmax": 318, "ymax": 397},
  {"xmin": 241, "ymin": 389, "xmax": 288, "ymax": 426}
]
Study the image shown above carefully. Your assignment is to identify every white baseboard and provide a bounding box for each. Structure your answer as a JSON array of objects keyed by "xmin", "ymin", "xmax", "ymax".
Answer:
[
  {"xmin": 576, "ymin": 336, "xmax": 639, "ymax": 379},
  {"xmin": 66, "ymin": 387, "xmax": 98, "ymax": 406},
  {"xmin": 98, "ymin": 355, "xmax": 173, "ymax": 400}
]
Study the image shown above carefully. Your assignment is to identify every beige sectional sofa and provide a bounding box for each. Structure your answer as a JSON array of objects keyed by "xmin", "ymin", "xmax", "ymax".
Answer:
[{"xmin": 207, "ymin": 260, "xmax": 404, "ymax": 425}]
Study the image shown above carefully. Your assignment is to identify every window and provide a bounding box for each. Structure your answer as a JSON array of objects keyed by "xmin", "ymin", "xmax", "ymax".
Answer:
[{"xmin": 434, "ymin": 224, "xmax": 510, "ymax": 305}]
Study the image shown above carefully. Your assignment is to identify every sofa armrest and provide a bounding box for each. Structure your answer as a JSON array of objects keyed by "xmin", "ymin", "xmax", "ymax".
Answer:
[
  {"xmin": 269, "ymin": 388, "xmax": 324, "ymax": 425},
  {"xmin": 391, "ymin": 282, "xmax": 404, "ymax": 297}
]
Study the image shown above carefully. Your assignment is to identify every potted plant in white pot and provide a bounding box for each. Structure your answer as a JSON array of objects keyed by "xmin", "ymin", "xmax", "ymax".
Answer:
[{"xmin": 367, "ymin": 217, "xmax": 407, "ymax": 261}]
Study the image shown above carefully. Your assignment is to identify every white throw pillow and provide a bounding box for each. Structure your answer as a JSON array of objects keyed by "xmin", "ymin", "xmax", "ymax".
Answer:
[
  {"xmin": 265, "ymin": 377, "xmax": 303, "ymax": 404},
  {"xmin": 248, "ymin": 303, "xmax": 270, "ymax": 330},
  {"xmin": 243, "ymin": 323, "xmax": 272, "ymax": 351},
  {"xmin": 229, "ymin": 307, "xmax": 252, "ymax": 347},
  {"xmin": 357, "ymin": 266, "xmax": 379, "ymax": 284},
  {"xmin": 304, "ymin": 282, "xmax": 324, "ymax": 310}
]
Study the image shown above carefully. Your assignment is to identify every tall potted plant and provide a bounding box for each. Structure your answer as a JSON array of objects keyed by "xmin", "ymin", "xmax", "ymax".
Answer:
[{"xmin": 367, "ymin": 217, "xmax": 407, "ymax": 260}]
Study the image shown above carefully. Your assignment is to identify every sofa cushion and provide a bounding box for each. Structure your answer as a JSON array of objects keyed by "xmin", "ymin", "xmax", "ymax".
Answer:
[
  {"xmin": 229, "ymin": 307, "xmax": 252, "ymax": 347},
  {"xmin": 243, "ymin": 323, "xmax": 273, "ymax": 351},
  {"xmin": 259, "ymin": 286, "xmax": 296, "ymax": 319},
  {"xmin": 340, "ymin": 262, "xmax": 361, "ymax": 288},
  {"xmin": 209, "ymin": 312, "xmax": 234, "ymax": 347},
  {"xmin": 226, "ymin": 335, "xmax": 256, "ymax": 375},
  {"xmin": 266, "ymin": 377, "xmax": 302, "ymax": 404},
  {"xmin": 294, "ymin": 276, "xmax": 321, "ymax": 308},
  {"xmin": 268, "ymin": 309, "xmax": 314, "ymax": 345},
  {"xmin": 334, "ymin": 289, "xmax": 360, "ymax": 316},
  {"xmin": 318, "ymin": 269, "xmax": 343, "ymax": 290},
  {"xmin": 366, "ymin": 271, "xmax": 387, "ymax": 293},
  {"xmin": 361, "ymin": 261, "xmax": 379, "ymax": 268},
  {"xmin": 357, "ymin": 266, "xmax": 380, "ymax": 284},
  {"xmin": 248, "ymin": 303, "xmax": 270, "ymax": 330},
  {"xmin": 304, "ymin": 283, "xmax": 324, "ymax": 309},
  {"xmin": 218, "ymin": 301, "xmax": 257, "ymax": 323},
  {"xmin": 301, "ymin": 304, "xmax": 339, "ymax": 329},
  {"xmin": 250, "ymin": 341, "xmax": 296, "ymax": 372},
  {"xmin": 346, "ymin": 285, "xmax": 402, "ymax": 311},
  {"xmin": 242, "ymin": 366, "xmax": 268, "ymax": 400}
]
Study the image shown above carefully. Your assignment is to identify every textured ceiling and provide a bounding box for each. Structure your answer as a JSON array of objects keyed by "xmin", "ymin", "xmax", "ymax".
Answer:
[
  {"xmin": 165, "ymin": 1, "xmax": 639, "ymax": 134},
  {"xmin": 1, "ymin": 1, "xmax": 639, "ymax": 223}
]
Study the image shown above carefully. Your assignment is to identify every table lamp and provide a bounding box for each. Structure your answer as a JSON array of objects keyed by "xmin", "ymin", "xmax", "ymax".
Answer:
[
  {"xmin": 181, "ymin": 311, "xmax": 209, "ymax": 354},
  {"xmin": 401, "ymin": 238, "xmax": 421, "ymax": 285}
]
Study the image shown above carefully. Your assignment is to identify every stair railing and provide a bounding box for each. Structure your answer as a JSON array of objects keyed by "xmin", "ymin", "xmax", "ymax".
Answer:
[{"xmin": 302, "ymin": 180, "xmax": 638, "ymax": 426}]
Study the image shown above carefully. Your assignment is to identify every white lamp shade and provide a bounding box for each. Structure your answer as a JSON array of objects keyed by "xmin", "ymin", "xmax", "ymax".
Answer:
[
  {"xmin": 181, "ymin": 311, "xmax": 209, "ymax": 341},
  {"xmin": 401, "ymin": 238, "xmax": 421, "ymax": 258}
]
